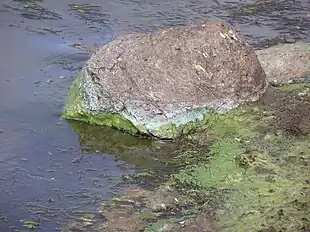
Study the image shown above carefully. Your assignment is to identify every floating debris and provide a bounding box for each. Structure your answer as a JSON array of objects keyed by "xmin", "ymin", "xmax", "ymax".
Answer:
[{"xmin": 20, "ymin": 220, "xmax": 39, "ymax": 229}]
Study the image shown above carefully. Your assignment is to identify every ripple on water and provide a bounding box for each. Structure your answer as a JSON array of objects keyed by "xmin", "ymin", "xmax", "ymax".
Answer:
[
  {"xmin": 2, "ymin": 0, "xmax": 62, "ymax": 20},
  {"xmin": 217, "ymin": 0, "xmax": 310, "ymax": 46}
]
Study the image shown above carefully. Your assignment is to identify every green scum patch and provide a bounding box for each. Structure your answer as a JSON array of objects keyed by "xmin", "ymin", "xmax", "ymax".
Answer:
[{"xmin": 169, "ymin": 83, "xmax": 310, "ymax": 231}]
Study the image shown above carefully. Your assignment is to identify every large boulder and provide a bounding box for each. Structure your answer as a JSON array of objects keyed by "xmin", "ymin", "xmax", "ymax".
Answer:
[{"xmin": 62, "ymin": 21, "xmax": 267, "ymax": 139}]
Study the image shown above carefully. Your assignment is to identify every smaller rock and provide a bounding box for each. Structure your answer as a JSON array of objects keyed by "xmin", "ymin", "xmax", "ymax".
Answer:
[
  {"xmin": 150, "ymin": 203, "xmax": 167, "ymax": 212},
  {"xmin": 256, "ymin": 41, "xmax": 310, "ymax": 84},
  {"xmin": 264, "ymin": 132, "xmax": 277, "ymax": 141}
]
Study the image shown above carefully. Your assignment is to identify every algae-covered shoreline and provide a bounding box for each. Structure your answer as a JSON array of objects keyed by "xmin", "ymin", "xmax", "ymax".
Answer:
[
  {"xmin": 64, "ymin": 83, "xmax": 310, "ymax": 231},
  {"xmin": 169, "ymin": 83, "xmax": 310, "ymax": 231}
]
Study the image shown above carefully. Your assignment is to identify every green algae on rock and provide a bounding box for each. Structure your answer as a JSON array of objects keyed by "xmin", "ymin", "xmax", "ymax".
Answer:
[{"xmin": 62, "ymin": 68, "xmax": 140, "ymax": 135}]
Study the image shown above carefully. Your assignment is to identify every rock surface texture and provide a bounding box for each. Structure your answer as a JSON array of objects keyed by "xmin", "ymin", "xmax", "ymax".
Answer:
[
  {"xmin": 63, "ymin": 21, "xmax": 267, "ymax": 139},
  {"xmin": 256, "ymin": 41, "xmax": 310, "ymax": 84}
]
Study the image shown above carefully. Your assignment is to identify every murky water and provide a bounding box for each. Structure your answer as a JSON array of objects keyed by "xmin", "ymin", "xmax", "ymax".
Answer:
[{"xmin": 0, "ymin": 0, "xmax": 309, "ymax": 231}]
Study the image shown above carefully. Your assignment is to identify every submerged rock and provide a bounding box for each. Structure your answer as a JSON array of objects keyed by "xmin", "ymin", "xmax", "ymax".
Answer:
[{"xmin": 62, "ymin": 21, "xmax": 267, "ymax": 139}]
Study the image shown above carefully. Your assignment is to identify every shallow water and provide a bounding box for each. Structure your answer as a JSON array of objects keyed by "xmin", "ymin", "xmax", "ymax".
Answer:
[{"xmin": 0, "ymin": 0, "xmax": 309, "ymax": 231}]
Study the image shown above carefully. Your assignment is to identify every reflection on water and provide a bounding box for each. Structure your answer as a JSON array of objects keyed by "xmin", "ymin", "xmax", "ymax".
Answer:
[
  {"xmin": 0, "ymin": 0, "xmax": 309, "ymax": 231},
  {"xmin": 70, "ymin": 121, "xmax": 180, "ymax": 169}
]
